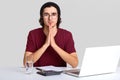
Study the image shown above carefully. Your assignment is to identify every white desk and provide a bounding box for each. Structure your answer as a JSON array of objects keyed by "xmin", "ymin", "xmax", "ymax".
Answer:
[{"xmin": 0, "ymin": 67, "xmax": 120, "ymax": 80}]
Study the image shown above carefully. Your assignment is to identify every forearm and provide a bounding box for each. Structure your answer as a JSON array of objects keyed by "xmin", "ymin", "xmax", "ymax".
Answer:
[
  {"xmin": 52, "ymin": 45, "xmax": 78, "ymax": 68},
  {"xmin": 33, "ymin": 44, "xmax": 48, "ymax": 63},
  {"xmin": 23, "ymin": 44, "xmax": 48, "ymax": 66}
]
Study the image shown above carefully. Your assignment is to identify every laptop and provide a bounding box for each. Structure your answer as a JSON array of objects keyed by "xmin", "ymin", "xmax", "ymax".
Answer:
[{"xmin": 64, "ymin": 45, "xmax": 120, "ymax": 77}]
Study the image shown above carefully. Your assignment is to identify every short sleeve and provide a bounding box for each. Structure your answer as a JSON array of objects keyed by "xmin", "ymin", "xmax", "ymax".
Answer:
[
  {"xmin": 65, "ymin": 32, "xmax": 76, "ymax": 53},
  {"xmin": 25, "ymin": 31, "xmax": 36, "ymax": 52}
]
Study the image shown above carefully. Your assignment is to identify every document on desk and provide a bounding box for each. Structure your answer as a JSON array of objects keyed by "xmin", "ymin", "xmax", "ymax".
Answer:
[
  {"xmin": 36, "ymin": 66, "xmax": 66, "ymax": 76},
  {"xmin": 37, "ymin": 66, "xmax": 65, "ymax": 71}
]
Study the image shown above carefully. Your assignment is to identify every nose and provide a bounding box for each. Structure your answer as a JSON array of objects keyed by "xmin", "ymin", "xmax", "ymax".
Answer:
[{"xmin": 48, "ymin": 15, "xmax": 52, "ymax": 20}]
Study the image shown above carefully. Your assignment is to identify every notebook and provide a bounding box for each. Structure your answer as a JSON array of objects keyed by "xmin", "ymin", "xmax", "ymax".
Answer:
[{"xmin": 64, "ymin": 45, "xmax": 120, "ymax": 77}]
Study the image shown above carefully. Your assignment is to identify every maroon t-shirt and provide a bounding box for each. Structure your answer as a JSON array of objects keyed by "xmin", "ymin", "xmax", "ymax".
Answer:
[{"xmin": 25, "ymin": 28, "xmax": 76, "ymax": 67}]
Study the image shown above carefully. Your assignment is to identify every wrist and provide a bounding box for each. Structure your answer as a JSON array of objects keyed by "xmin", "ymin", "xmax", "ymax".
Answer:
[
  {"xmin": 51, "ymin": 43, "xmax": 57, "ymax": 49},
  {"xmin": 43, "ymin": 44, "xmax": 49, "ymax": 49}
]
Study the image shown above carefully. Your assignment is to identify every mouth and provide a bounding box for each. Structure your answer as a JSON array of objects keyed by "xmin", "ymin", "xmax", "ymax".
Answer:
[{"xmin": 48, "ymin": 22, "xmax": 53, "ymax": 26}]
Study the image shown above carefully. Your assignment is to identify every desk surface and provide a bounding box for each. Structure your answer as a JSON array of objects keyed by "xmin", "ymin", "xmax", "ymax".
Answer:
[{"xmin": 0, "ymin": 67, "xmax": 120, "ymax": 80}]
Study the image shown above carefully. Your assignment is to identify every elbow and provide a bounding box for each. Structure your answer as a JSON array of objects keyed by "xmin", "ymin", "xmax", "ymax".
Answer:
[
  {"xmin": 72, "ymin": 64, "xmax": 78, "ymax": 68},
  {"xmin": 23, "ymin": 59, "xmax": 26, "ymax": 67},
  {"xmin": 72, "ymin": 60, "xmax": 79, "ymax": 68}
]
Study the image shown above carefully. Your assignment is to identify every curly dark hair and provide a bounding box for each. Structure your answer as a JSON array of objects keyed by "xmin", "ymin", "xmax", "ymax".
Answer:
[{"xmin": 39, "ymin": 2, "xmax": 61, "ymax": 28}]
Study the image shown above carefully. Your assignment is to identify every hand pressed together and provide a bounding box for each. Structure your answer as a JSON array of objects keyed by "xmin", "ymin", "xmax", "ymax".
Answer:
[{"xmin": 45, "ymin": 26, "xmax": 57, "ymax": 48}]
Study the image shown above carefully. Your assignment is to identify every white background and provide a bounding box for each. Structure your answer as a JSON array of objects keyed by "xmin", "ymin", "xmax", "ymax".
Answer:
[{"xmin": 0, "ymin": 0, "xmax": 120, "ymax": 67}]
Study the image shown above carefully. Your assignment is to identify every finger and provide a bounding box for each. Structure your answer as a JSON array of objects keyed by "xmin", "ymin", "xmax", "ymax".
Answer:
[{"xmin": 48, "ymin": 24, "xmax": 52, "ymax": 29}]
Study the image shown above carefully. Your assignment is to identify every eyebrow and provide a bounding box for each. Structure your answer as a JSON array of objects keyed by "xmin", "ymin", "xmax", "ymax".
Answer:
[{"xmin": 43, "ymin": 12, "xmax": 57, "ymax": 14}]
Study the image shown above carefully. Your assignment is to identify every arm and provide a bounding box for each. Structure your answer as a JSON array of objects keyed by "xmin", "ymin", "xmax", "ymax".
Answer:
[
  {"xmin": 52, "ymin": 44, "xmax": 78, "ymax": 68},
  {"xmin": 23, "ymin": 30, "xmax": 51, "ymax": 67},
  {"xmin": 49, "ymin": 28, "xmax": 78, "ymax": 68},
  {"xmin": 23, "ymin": 44, "xmax": 49, "ymax": 66}
]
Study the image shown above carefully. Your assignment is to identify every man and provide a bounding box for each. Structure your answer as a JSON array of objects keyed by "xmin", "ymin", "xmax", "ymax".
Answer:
[{"xmin": 23, "ymin": 2, "xmax": 78, "ymax": 68}]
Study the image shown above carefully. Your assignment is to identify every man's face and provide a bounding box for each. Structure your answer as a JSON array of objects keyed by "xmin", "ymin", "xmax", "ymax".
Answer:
[{"xmin": 43, "ymin": 6, "xmax": 58, "ymax": 28}]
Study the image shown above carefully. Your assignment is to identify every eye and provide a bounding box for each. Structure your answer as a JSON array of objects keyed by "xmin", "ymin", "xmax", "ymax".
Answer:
[
  {"xmin": 43, "ymin": 13, "xmax": 49, "ymax": 16},
  {"xmin": 52, "ymin": 13, "xmax": 57, "ymax": 16}
]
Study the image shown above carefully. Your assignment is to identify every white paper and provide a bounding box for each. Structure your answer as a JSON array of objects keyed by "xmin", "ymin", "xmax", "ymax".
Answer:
[{"xmin": 39, "ymin": 66, "xmax": 66, "ymax": 71}]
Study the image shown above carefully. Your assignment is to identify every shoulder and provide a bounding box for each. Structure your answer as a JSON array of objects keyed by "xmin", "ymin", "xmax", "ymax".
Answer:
[
  {"xmin": 59, "ymin": 28, "xmax": 72, "ymax": 34},
  {"xmin": 58, "ymin": 28, "xmax": 72, "ymax": 36},
  {"xmin": 29, "ymin": 28, "xmax": 43, "ymax": 34}
]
